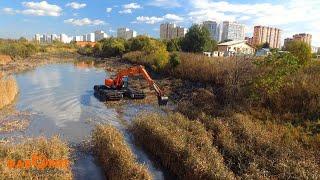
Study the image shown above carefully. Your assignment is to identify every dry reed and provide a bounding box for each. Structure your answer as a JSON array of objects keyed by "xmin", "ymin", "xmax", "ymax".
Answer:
[
  {"xmin": 199, "ymin": 114, "xmax": 320, "ymax": 179},
  {"xmin": 131, "ymin": 112, "xmax": 235, "ymax": 179},
  {"xmin": 0, "ymin": 136, "xmax": 72, "ymax": 179},
  {"xmin": 92, "ymin": 125, "xmax": 152, "ymax": 180},
  {"xmin": 0, "ymin": 74, "xmax": 18, "ymax": 109}
]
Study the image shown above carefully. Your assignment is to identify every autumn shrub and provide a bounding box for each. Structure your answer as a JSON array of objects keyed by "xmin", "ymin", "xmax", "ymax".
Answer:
[
  {"xmin": 199, "ymin": 114, "xmax": 320, "ymax": 179},
  {"xmin": 92, "ymin": 125, "xmax": 151, "ymax": 180},
  {"xmin": 0, "ymin": 74, "xmax": 18, "ymax": 109},
  {"xmin": 173, "ymin": 53, "xmax": 256, "ymax": 106},
  {"xmin": 268, "ymin": 61, "xmax": 320, "ymax": 121},
  {"xmin": 177, "ymin": 88, "xmax": 219, "ymax": 119},
  {"xmin": 0, "ymin": 137, "xmax": 72, "ymax": 179},
  {"xmin": 131, "ymin": 112, "xmax": 235, "ymax": 179}
]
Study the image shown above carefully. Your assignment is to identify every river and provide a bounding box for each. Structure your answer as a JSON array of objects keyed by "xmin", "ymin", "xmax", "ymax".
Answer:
[{"xmin": 2, "ymin": 62, "xmax": 167, "ymax": 180}]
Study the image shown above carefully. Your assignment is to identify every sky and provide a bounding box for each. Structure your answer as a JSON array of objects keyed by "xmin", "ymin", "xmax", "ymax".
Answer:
[{"xmin": 0, "ymin": 0, "xmax": 319, "ymax": 46}]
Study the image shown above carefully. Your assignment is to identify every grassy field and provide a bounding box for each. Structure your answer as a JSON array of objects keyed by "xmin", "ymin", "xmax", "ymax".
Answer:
[
  {"xmin": 92, "ymin": 125, "xmax": 152, "ymax": 180},
  {"xmin": 0, "ymin": 137, "xmax": 72, "ymax": 179}
]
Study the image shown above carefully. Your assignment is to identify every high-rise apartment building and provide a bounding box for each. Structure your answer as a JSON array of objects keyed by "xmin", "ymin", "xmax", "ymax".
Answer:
[
  {"xmin": 73, "ymin": 36, "xmax": 83, "ymax": 42},
  {"xmin": 221, "ymin": 21, "xmax": 245, "ymax": 42},
  {"xmin": 34, "ymin": 34, "xmax": 41, "ymax": 43},
  {"xmin": 86, "ymin": 33, "xmax": 95, "ymax": 42},
  {"xmin": 160, "ymin": 23, "xmax": 187, "ymax": 40},
  {"xmin": 95, "ymin": 30, "xmax": 108, "ymax": 42},
  {"xmin": 293, "ymin": 33, "xmax": 312, "ymax": 46},
  {"xmin": 117, "ymin": 28, "xmax": 137, "ymax": 40},
  {"xmin": 245, "ymin": 37, "xmax": 253, "ymax": 46},
  {"xmin": 60, "ymin": 34, "xmax": 71, "ymax": 43},
  {"xmin": 253, "ymin": 26, "xmax": 282, "ymax": 49},
  {"xmin": 51, "ymin": 34, "xmax": 58, "ymax": 42},
  {"xmin": 203, "ymin": 21, "xmax": 222, "ymax": 42}
]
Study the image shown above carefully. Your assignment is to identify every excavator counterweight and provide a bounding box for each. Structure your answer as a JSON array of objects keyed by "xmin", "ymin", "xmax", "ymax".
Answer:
[{"xmin": 94, "ymin": 65, "xmax": 168, "ymax": 106}]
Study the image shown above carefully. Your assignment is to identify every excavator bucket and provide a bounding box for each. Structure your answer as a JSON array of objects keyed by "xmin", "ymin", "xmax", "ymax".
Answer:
[{"xmin": 158, "ymin": 96, "xmax": 168, "ymax": 106}]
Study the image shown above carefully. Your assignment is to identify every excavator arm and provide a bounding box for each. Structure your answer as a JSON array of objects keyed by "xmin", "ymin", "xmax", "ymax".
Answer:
[{"xmin": 105, "ymin": 65, "xmax": 168, "ymax": 106}]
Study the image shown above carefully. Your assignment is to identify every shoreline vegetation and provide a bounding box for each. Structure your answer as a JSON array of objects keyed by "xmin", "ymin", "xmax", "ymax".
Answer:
[{"xmin": 0, "ymin": 74, "xmax": 18, "ymax": 110}]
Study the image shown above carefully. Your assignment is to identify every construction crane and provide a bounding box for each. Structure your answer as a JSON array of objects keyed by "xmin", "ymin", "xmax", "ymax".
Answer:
[{"xmin": 94, "ymin": 65, "xmax": 168, "ymax": 106}]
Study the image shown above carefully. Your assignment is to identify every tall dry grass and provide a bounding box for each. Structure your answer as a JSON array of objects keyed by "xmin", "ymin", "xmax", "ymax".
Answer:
[
  {"xmin": 0, "ymin": 137, "xmax": 72, "ymax": 179},
  {"xmin": 267, "ymin": 61, "xmax": 320, "ymax": 121},
  {"xmin": 173, "ymin": 53, "xmax": 257, "ymax": 106},
  {"xmin": 0, "ymin": 74, "xmax": 18, "ymax": 109},
  {"xmin": 0, "ymin": 55, "xmax": 12, "ymax": 65},
  {"xmin": 92, "ymin": 125, "xmax": 152, "ymax": 180},
  {"xmin": 131, "ymin": 112, "xmax": 235, "ymax": 179},
  {"xmin": 199, "ymin": 114, "xmax": 320, "ymax": 179}
]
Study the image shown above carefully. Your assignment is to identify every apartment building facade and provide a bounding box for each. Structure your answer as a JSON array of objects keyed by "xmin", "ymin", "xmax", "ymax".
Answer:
[
  {"xmin": 160, "ymin": 23, "xmax": 187, "ymax": 40},
  {"xmin": 94, "ymin": 30, "xmax": 108, "ymax": 42},
  {"xmin": 293, "ymin": 33, "xmax": 312, "ymax": 46},
  {"xmin": 252, "ymin": 26, "xmax": 282, "ymax": 49},
  {"xmin": 202, "ymin": 21, "xmax": 222, "ymax": 42},
  {"xmin": 117, "ymin": 28, "xmax": 137, "ymax": 40},
  {"xmin": 221, "ymin": 21, "xmax": 245, "ymax": 42}
]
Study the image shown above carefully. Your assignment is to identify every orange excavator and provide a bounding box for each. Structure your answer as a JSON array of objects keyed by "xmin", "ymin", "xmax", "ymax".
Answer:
[{"xmin": 94, "ymin": 65, "xmax": 168, "ymax": 106}]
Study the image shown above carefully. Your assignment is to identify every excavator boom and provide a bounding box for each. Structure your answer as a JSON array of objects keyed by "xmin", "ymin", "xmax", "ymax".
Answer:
[{"xmin": 97, "ymin": 65, "xmax": 168, "ymax": 106}]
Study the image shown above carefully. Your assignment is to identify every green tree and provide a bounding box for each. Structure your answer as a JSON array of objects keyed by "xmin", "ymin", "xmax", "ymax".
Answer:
[
  {"xmin": 92, "ymin": 42, "xmax": 102, "ymax": 57},
  {"xmin": 100, "ymin": 38, "xmax": 126, "ymax": 57},
  {"xmin": 284, "ymin": 40, "xmax": 312, "ymax": 64},
  {"xmin": 127, "ymin": 36, "xmax": 151, "ymax": 51},
  {"xmin": 143, "ymin": 39, "xmax": 169, "ymax": 71},
  {"xmin": 181, "ymin": 25, "xmax": 212, "ymax": 53},
  {"xmin": 253, "ymin": 52, "xmax": 301, "ymax": 100},
  {"xmin": 165, "ymin": 38, "xmax": 182, "ymax": 52},
  {"xmin": 169, "ymin": 52, "xmax": 180, "ymax": 68}
]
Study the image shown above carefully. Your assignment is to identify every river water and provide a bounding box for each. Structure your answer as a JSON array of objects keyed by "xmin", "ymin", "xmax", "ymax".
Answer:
[{"xmin": 3, "ymin": 62, "xmax": 167, "ymax": 180}]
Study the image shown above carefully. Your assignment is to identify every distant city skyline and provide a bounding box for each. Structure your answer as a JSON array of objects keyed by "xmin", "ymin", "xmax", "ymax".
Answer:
[{"xmin": 1, "ymin": 0, "xmax": 320, "ymax": 46}]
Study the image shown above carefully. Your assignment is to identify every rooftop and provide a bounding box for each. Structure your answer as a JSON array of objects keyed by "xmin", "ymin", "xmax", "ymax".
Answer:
[{"xmin": 218, "ymin": 40, "xmax": 247, "ymax": 46}]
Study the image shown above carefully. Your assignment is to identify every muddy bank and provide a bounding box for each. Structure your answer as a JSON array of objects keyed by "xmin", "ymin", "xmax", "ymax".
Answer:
[{"xmin": 0, "ymin": 52, "xmax": 80, "ymax": 75}]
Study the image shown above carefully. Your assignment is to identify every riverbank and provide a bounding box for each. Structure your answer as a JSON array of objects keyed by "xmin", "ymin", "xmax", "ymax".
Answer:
[{"xmin": 1, "ymin": 52, "xmax": 80, "ymax": 75}]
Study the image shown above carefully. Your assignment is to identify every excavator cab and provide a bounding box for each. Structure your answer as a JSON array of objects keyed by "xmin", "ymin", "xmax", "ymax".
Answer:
[{"xmin": 158, "ymin": 96, "xmax": 168, "ymax": 106}]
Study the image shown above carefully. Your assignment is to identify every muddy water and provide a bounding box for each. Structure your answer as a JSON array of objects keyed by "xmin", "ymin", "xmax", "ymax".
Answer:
[{"xmin": 4, "ymin": 63, "xmax": 167, "ymax": 180}]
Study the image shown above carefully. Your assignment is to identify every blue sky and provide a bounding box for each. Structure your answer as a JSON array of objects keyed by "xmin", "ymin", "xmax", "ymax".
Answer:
[{"xmin": 1, "ymin": 0, "xmax": 320, "ymax": 46}]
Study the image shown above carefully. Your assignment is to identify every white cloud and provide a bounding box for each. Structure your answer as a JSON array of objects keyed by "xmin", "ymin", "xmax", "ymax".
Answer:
[
  {"xmin": 136, "ymin": 16, "xmax": 164, "ymax": 24},
  {"xmin": 21, "ymin": 1, "xmax": 62, "ymax": 16},
  {"xmin": 163, "ymin": 14, "xmax": 183, "ymax": 21},
  {"xmin": 106, "ymin": 8, "xmax": 112, "ymax": 13},
  {"xmin": 2, "ymin": 8, "xmax": 16, "ymax": 14},
  {"xmin": 66, "ymin": 2, "xmax": 86, "ymax": 9},
  {"xmin": 123, "ymin": 3, "xmax": 142, "ymax": 9},
  {"xmin": 119, "ymin": 3, "xmax": 141, "ymax": 14},
  {"xmin": 148, "ymin": 0, "xmax": 181, "ymax": 8},
  {"xmin": 64, "ymin": 18, "xmax": 105, "ymax": 26},
  {"xmin": 135, "ymin": 13, "xmax": 183, "ymax": 24},
  {"xmin": 119, "ymin": 9, "xmax": 132, "ymax": 14}
]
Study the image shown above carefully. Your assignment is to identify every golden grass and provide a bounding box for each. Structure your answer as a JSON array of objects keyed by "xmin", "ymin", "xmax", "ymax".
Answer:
[
  {"xmin": 0, "ymin": 74, "xmax": 18, "ymax": 109},
  {"xmin": 131, "ymin": 112, "xmax": 235, "ymax": 179},
  {"xmin": 199, "ymin": 114, "xmax": 320, "ymax": 179},
  {"xmin": 0, "ymin": 119, "xmax": 30, "ymax": 133},
  {"xmin": 0, "ymin": 55, "xmax": 12, "ymax": 65},
  {"xmin": 0, "ymin": 136, "xmax": 72, "ymax": 179},
  {"xmin": 92, "ymin": 125, "xmax": 152, "ymax": 180}
]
